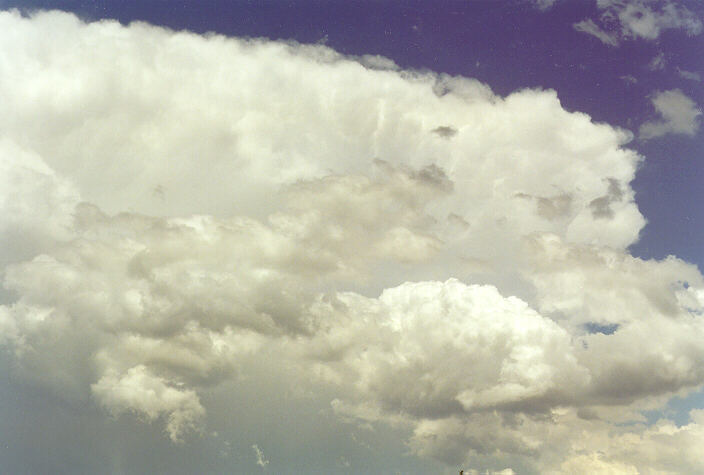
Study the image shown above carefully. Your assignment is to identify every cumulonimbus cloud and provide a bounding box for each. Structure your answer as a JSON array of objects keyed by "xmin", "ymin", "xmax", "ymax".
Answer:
[{"xmin": 2, "ymin": 9, "xmax": 704, "ymax": 473}]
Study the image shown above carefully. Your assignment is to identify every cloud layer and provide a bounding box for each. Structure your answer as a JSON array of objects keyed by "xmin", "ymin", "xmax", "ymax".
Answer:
[{"xmin": 2, "ymin": 9, "xmax": 704, "ymax": 473}]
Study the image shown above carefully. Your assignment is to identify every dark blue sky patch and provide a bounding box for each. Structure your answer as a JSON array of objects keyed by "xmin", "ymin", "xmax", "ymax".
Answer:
[{"xmin": 584, "ymin": 322, "xmax": 620, "ymax": 335}]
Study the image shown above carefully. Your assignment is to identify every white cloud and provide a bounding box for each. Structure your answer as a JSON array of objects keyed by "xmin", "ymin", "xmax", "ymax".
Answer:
[
  {"xmin": 639, "ymin": 89, "xmax": 702, "ymax": 139},
  {"xmin": 1, "ymin": 9, "xmax": 704, "ymax": 473},
  {"xmin": 315, "ymin": 279, "xmax": 587, "ymax": 418},
  {"xmin": 576, "ymin": 0, "xmax": 702, "ymax": 45}
]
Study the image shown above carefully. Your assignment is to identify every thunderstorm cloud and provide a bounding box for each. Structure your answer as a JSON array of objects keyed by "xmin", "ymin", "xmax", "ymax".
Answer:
[{"xmin": 2, "ymin": 9, "xmax": 704, "ymax": 473}]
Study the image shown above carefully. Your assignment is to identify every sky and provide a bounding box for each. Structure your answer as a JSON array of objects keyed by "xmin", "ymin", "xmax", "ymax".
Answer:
[{"xmin": 0, "ymin": 0, "xmax": 703, "ymax": 473}]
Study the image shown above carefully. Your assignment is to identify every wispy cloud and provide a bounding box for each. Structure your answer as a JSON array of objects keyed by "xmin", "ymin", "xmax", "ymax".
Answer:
[
  {"xmin": 620, "ymin": 74, "xmax": 638, "ymax": 84},
  {"xmin": 533, "ymin": 0, "xmax": 559, "ymax": 11},
  {"xmin": 252, "ymin": 444, "xmax": 269, "ymax": 468},
  {"xmin": 677, "ymin": 67, "xmax": 701, "ymax": 82},
  {"xmin": 574, "ymin": 18, "xmax": 620, "ymax": 46},
  {"xmin": 648, "ymin": 51, "xmax": 666, "ymax": 71},
  {"xmin": 575, "ymin": 0, "xmax": 702, "ymax": 45}
]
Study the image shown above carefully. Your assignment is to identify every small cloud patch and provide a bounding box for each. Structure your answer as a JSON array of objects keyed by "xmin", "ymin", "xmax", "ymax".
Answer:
[
  {"xmin": 648, "ymin": 52, "xmax": 666, "ymax": 71},
  {"xmin": 639, "ymin": 89, "xmax": 702, "ymax": 140},
  {"xmin": 677, "ymin": 68, "xmax": 701, "ymax": 82},
  {"xmin": 431, "ymin": 125, "xmax": 458, "ymax": 139},
  {"xmin": 620, "ymin": 75, "xmax": 638, "ymax": 85}
]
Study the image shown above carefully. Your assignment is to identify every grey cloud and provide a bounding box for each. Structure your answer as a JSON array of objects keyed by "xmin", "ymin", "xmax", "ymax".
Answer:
[
  {"xmin": 515, "ymin": 192, "xmax": 573, "ymax": 220},
  {"xmin": 589, "ymin": 195, "xmax": 614, "ymax": 218},
  {"xmin": 431, "ymin": 125, "xmax": 458, "ymax": 139},
  {"xmin": 431, "ymin": 74, "xmax": 494, "ymax": 101},
  {"xmin": 589, "ymin": 178, "xmax": 623, "ymax": 219},
  {"xmin": 524, "ymin": 234, "xmax": 704, "ymax": 404},
  {"xmin": 0, "ymin": 160, "xmax": 456, "ymax": 439},
  {"xmin": 576, "ymin": 407, "xmax": 601, "ymax": 420},
  {"xmin": 411, "ymin": 163, "xmax": 454, "ymax": 192},
  {"xmin": 357, "ymin": 54, "xmax": 399, "ymax": 71}
]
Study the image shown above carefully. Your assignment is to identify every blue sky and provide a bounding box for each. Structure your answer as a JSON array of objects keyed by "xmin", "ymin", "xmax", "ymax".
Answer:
[{"xmin": 0, "ymin": 1, "xmax": 703, "ymax": 473}]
